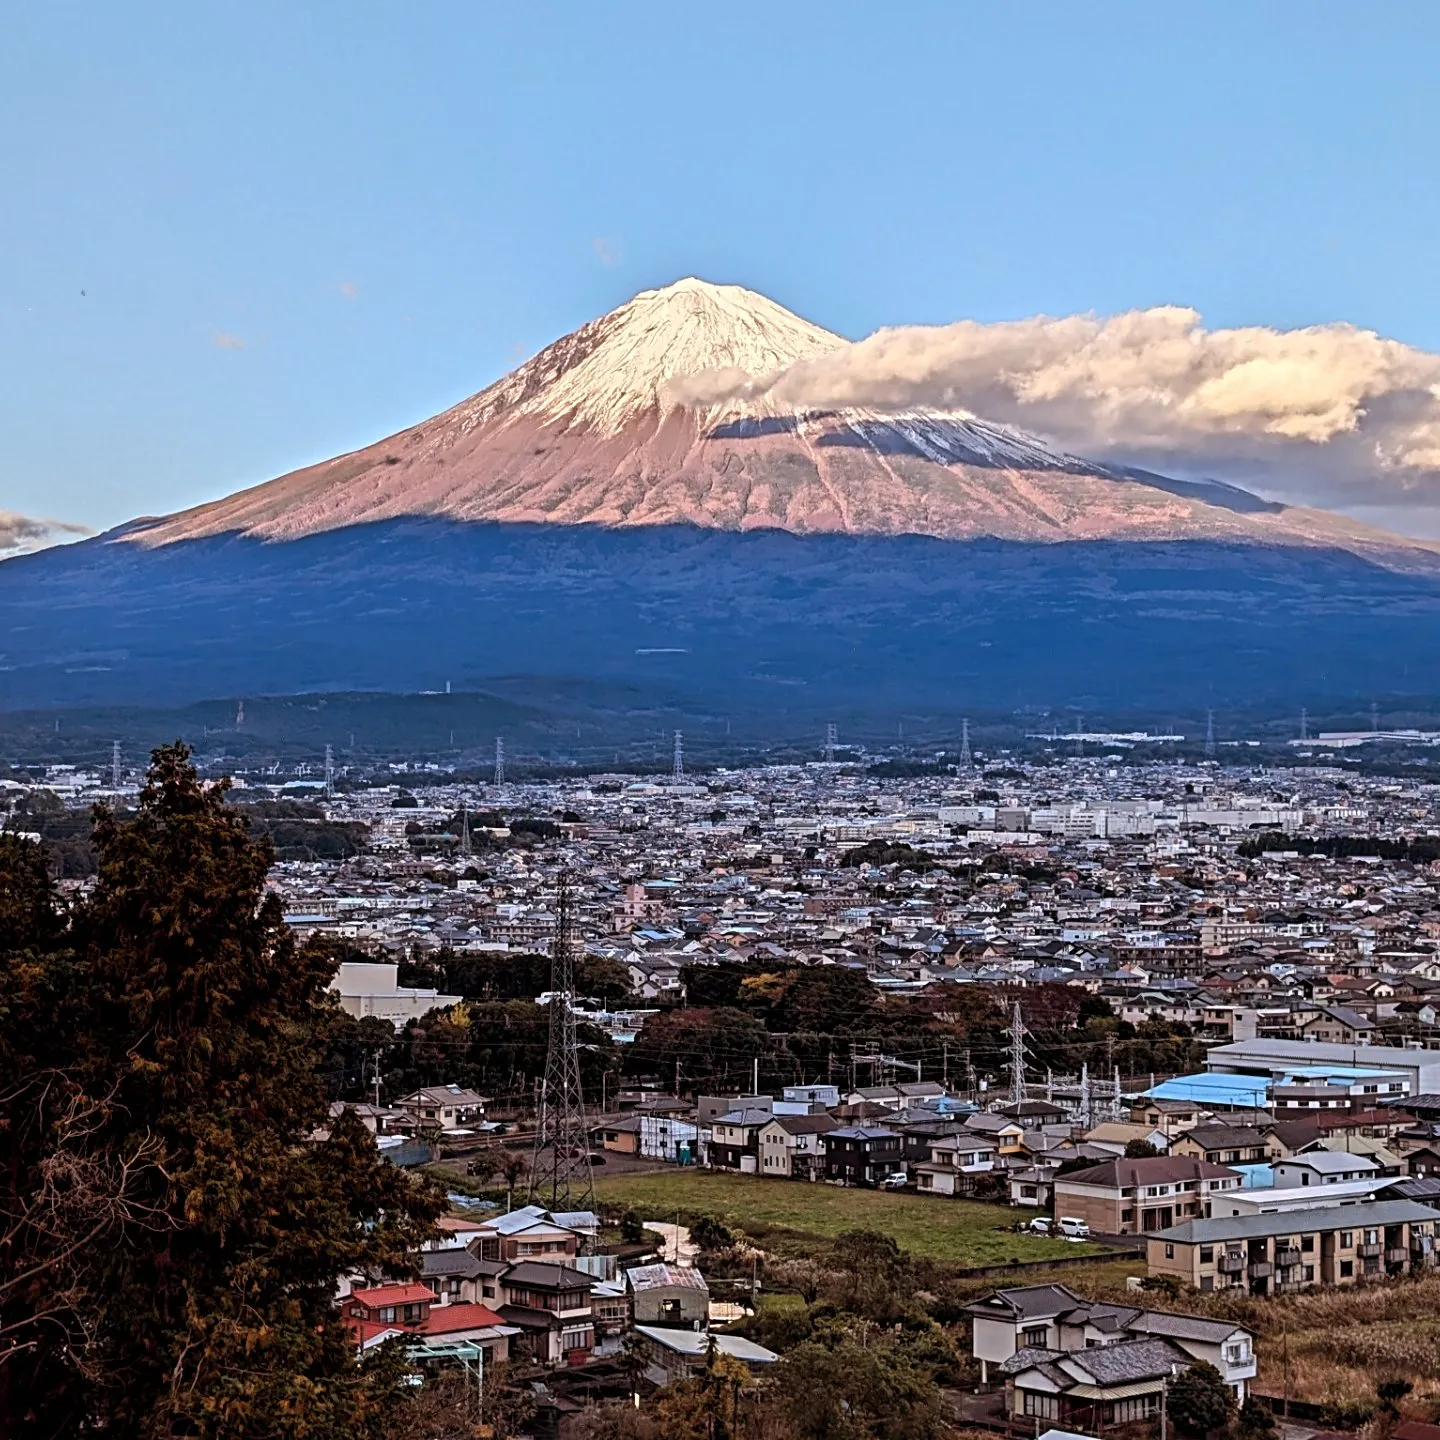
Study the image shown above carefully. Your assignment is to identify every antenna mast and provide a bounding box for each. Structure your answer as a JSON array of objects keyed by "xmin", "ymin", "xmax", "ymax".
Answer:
[{"xmin": 530, "ymin": 873, "xmax": 595, "ymax": 1211}]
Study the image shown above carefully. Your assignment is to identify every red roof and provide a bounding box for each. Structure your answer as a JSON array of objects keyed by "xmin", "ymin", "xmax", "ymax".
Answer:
[
  {"xmin": 349, "ymin": 1282, "xmax": 435, "ymax": 1308},
  {"xmin": 344, "ymin": 1301, "xmax": 509, "ymax": 1347},
  {"xmin": 419, "ymin": 1303, "xmax": 507, "ymax": 1335}
]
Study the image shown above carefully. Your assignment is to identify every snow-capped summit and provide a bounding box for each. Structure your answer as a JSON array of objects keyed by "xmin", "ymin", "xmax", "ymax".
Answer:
[
  {"xmin": 135, "ymin": 279, "xmax": 1428, "ymax": 557},
  {"xmin": 459, "ymin": 277, "xmax": 844, "ymax": 435}
]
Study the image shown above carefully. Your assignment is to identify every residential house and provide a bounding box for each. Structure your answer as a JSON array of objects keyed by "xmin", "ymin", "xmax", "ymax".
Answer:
[
  {"xmin": 1146, "ymin": 1199, "xmax": 1440, "ymax": 1293},
  {"xmin": 823, "ymin": 1125, "xmax": 903, "ymax": 1186},
  {"xmin": 1003, "ymin": 1337, "xmax": 1211, "ymax": 1431},
  {"xmin": 598, "ymin": 1116, "xmax": 642, "ymax": 1155},
  {"xmin": 708, "ymin": 1109, "xmax": 772, "ymax": 1173},
  {"xmin": 393, "ymin": 1084, "xmax": 487, "ymax": 1132},
  {"xmin": 342, "ymin": 1283, "xmax": 517, "ymax": 1365},
  {"xmin": 759, "ymin": 1113, "xmax": 840, "ymax": 1179},
  {"xmin": 1272, "ymin": 1152, "xmax": 1379, "ymax": 1188},
  {"xmin": 1053, "ymin": 1156, "xmax": 1242, "ymax": 1235},
  {"xmin": 497, "ymin": 1260, "xmax": 596, "ymax": 1364},
  {"xmin": 965, "ymin": 1283, "xmax": 1256, "ymax": 1399},
  {"xmin": 915, "ymin": 1134, "xmax": 1000, "ymax": 1197},
  {"xmin": 625, "ymin": 1263, "xmax": 710, "ymax": 1330},
  {"xmin": 630, "ymin": 1328, "xmax": 778, "ymax": 1387},
  {"xmin": 468, "ymin": 1206, "xmax": 583, "ymax": 1263},
  {"xmin": 1170, "ymin": 1125, "xmax": 1271, "ymax": 1167},
  {"xmin": 1083, "ymin": 1122, "xmax": 1169, "ymax": 1156},
  {"xmin": 1300, "ymin": 1006, "xmax": 1377, "ymax": 1045}
]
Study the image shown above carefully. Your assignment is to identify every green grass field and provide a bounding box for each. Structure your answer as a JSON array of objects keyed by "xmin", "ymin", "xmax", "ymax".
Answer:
[{"xmin": 591, "ymin": 1170, "xmax": 1100, "ymax": 1267}]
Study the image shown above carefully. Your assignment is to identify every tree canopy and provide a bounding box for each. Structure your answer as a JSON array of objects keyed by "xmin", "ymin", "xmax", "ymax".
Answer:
[{"xmin": 0, "ymin": 743, "xmax": 443, "ymax": 1439}]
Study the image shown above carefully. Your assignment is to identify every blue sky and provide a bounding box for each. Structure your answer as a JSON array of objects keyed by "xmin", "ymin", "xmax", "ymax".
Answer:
[{"xmin": 5, "ymin": 0, "xmax": 1440, "ymax": 534}]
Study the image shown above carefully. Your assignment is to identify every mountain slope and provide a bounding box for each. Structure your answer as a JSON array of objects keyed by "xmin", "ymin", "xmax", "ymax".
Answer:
[
  {"xmin": 10, "ymin": 278, "xmax": 1440, "ymax": 720},
  {"xmin": 133, "ymin": 278, "xmax": 1437, "ymax": 562}
]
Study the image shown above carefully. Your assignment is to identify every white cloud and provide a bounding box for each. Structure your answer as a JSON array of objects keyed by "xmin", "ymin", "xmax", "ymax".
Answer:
[{"xmin": 668, "ymin": 305, "xmax": 1440, "ymax": 510}]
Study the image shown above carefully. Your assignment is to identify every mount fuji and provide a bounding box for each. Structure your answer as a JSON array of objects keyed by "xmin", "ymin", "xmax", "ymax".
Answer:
[{"xmin": 6, "ymin": 277, "xmax": 1440, "ymax": 724}]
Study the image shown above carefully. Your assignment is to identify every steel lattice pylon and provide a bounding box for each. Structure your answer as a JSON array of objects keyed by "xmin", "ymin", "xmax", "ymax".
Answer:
[{"xmin": 529, "ymin": 872, "xmax": 595, "ymax": 1211}]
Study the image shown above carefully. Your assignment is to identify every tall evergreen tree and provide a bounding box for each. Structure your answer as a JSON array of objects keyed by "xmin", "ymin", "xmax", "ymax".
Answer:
[{"xmin": 0, "ymin": 744, "xmax": 443, "ymax": 1438}]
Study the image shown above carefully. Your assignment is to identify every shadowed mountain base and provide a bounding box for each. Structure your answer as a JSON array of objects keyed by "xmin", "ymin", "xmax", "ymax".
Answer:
[{"xmin": 3, "ymin": 520, "xmax": 1439, "ymax": 715}]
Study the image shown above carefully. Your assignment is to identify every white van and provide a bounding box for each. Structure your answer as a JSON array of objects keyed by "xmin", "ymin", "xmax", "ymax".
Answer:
[{"xmin": 1057, "ymin": 1216, "xmax": 1090, "ymax": 1240}]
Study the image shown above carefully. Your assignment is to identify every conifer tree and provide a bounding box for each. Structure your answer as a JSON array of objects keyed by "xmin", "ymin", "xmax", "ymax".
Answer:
[{"xmin": 0, "ymin": 744, "xmax": 443, "ymax": 1438}]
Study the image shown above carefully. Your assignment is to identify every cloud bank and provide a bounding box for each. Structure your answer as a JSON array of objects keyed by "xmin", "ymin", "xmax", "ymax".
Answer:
[
  {"xmin": 668, "ymin": 306, "xmax": 1440, "ymax": 513},
  {"xmin": 0, "ymin": 511, "xmax": 90, "ymax": 556}
]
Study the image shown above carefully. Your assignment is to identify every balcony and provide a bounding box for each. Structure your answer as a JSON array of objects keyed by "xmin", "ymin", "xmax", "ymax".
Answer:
[
  {"xmin": 1248, "ymin": 1261, "xmax": 1273, "ymax": 1278},
  {"xmin": 1275, "ymin": 1248, "xmax": 1302, "ymax": 1267},
  {"xmin": 1358, "ymin": 1243, "xmax": 1383, "ymax": 1259},
  {"xmin": 1386, "ymin": 1249, "xmax": 1409, "ymax": 1265},
  {"xmin": 1218, "ymin": 1254, "xmax": 1246, "ymax": 1273}
]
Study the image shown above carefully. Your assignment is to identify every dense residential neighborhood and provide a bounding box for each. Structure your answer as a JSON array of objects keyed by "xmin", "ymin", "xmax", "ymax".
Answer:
[{"xmin": 18, "ymin": 746, "xmax": 1440, "ymax": 1432}]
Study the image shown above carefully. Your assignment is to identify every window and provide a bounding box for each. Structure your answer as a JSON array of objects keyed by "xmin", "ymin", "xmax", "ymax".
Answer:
[
  {"xmin": 1340, "ymin": 1260, "xmax": 1354, "ymax": 1278},
  {"xmin": 1303, "ymin": 1265, "xmax": 1315, "ymax": 1282},
  {"xmin": 1340, "ymin": 1232, "xmax": 1353, "ymax": 1248},
  {"xmin": 1301, "ymin": 1236, "xmax": 1314, "ymax": 1253},
  {"xmin": 378, "ymin": 1306, "xmax": 396, "ymax": 1323},
  {"xmin": 1022, "ymin": 1326, "xmax": 1049, "ymax": 1347},
  {"xmin": 1365, "ymin": 1229, "xmax": 1379, "ymax": 1245},
  {"xmin": 1165, "ymin": 1244, "xmax": 1175, "ymax": 1259},
  {"xmin": 1200, "ymin": 1246, "xmax": 1214, "ymax": 1263},
  {"xmin": 1022, "ymin": 1392, "xmax": 1059, "ymax": 1420},
  {"xmin": 1112, "ymin": 1395, "xmax": 1159, "ymax": 1424}
]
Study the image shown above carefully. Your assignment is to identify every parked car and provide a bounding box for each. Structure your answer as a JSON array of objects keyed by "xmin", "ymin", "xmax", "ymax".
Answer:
[
  {"xmin": 880, "ymin": 1172, "xmax": 909, "ymax": 1190},
  {"xmin": 1057, "ymin": 1216, "xmax": 1090, "ymax": 1240},
  {"xmin": 1026, "ymin": 1216, "xmax": 1053, "ymax": 1235}
]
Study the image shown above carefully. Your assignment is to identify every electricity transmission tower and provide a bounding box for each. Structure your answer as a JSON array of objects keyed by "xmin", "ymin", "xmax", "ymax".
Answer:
[
  {"xmin": 824, "ymin": 722, "xmax": 837, "ymax": 763},
  {"xmin": 324, "ymin": 744, "xmax": 334, "ymax": 799},
  {"xmin": 958, "ymin": 718, "xmax": 972, "ymax": 769},
  {"xmin": 672, "ymin": 730, "xmax": 684, "ymax": 781},
  {"xmin": 1204, "ymin": 710, "xmax": 1216, "ymax": 760},
  {"xmin": 493, "ymin": 736, "xmax": 505, "ymax": 786},
  {"xmin": 530, "ymin": 874, "xmax": 595, "ymax": 1211},
  {"xmin": 1007, "ymin": 1000, "xmax": 1028, "ymax": 1108},
  {"xmin": 459, "ymin": 805, "xmax": 473, "ymax": 857},
  {"xmin": 1300, "ymin": 707, "xmax": 1309, "ymax": 742},
  {"xmin": 111, "ymin": 740, "xmax": 122, "ymax": 790}
]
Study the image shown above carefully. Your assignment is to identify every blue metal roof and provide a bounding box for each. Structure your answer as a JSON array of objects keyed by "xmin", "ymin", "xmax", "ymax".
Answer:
[{"xmin": 1141, "ymin": 1073, "xmax": 1273, "ymax": 1106}]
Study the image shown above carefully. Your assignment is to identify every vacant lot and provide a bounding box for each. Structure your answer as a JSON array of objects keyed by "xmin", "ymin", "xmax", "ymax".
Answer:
[{"xmin": 591, "ymin": 1169, "xmax": 1101, "ymax": 1267}]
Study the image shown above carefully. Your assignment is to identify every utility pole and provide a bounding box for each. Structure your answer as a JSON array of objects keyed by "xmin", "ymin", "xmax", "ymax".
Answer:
[{"xmin": 529, "ymin": 873, "xmax": 595, "ymax": 1211}]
